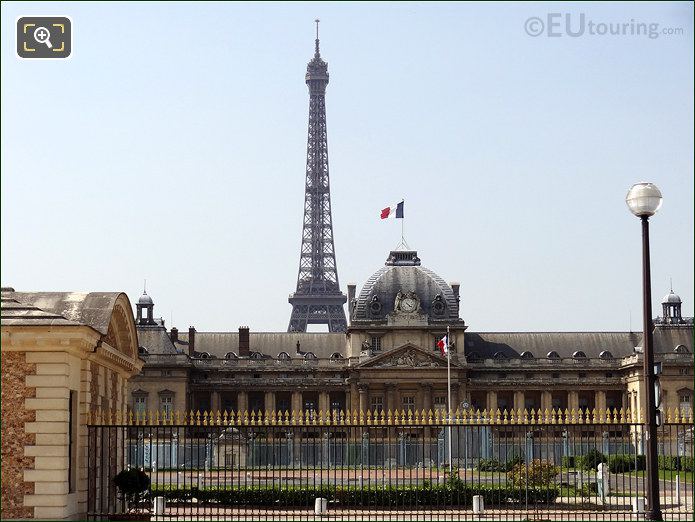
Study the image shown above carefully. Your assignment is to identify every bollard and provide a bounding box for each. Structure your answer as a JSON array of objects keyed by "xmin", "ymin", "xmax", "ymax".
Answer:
[
  {"xmin": 472, "ymin": 495, "xmax": 484, "ymax": 514},
  {"xmin": 154, "ymin": 496, "xmax": 166, "ymax": 515},
  {"xmin": 632, "ymin": 496, "xmax": 645, "ymax": 514},
  {"xmin": 676, "ymin": 475, "xmax": 681, "ymax": 505},
  {"xmin": 314, "ymin": 497, "xmax": 328, "ymax": 515}
]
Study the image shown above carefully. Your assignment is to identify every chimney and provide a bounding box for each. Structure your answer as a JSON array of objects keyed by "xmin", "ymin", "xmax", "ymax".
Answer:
[
  {"xmin": 347, "ymin": 284, "xmax": 356, "ymax": 314},
  {"xmin": 450, "ymin": 282, "xmax": 460, "ymax": 303},
  {"xmin": 170, "ymin": 327, "xmax": 178, "ymax": 343},
  {"xmin": 239, "ymin": 326, "xmax": 250, "ymax": 356},
  {"xmin": 188, "ymin": 326, "xmax": 196, "ymax": 356}
]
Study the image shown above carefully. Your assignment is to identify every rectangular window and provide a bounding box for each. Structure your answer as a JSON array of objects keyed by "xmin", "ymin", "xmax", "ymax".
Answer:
[
  {"xmin": 134, "ymin": 395, "xmax": 147, "ymax": 416},
  {"xmin": 434, "ymin": 396, "xmax": 447, "ymax": 412},
  {"xmin": 679, "ymin": 393, "xmax": 692, "ymax": 417},
  {"xmin": 160, "ymin": 395, "xmax": 173, "ymax": 417},
  {"xmin": 68, "ymin": 391, "xmax": 78, "ymax": 492},
  {"xmin": 680, "ymin": 368, "xmax": 690, "ymax": 375},
  {"xmin": 370, "ymin": 396, "xmax": 383, "ymax": 413},
  {"xmin": 371, "ymin": 336, "xmax": 382, "ymax": 351},
  {"xmin": 402, "ymin": 395, "xmax": 415, "ymax": 412}
]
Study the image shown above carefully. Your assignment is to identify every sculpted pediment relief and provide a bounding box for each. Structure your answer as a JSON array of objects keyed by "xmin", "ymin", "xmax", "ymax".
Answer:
[{"xmin": 358, "ymin": 345, "xmax": 454, "ymax": 369}]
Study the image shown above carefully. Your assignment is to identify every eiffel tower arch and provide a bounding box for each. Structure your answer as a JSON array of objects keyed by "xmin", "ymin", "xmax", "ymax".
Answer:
[{"xmin": 288, "ymin": 22, "xmax": 347, "ymax": 333}]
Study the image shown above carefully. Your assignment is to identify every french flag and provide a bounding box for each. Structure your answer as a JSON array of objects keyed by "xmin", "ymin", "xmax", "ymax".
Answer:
[
  {"xmin": 437, "ymin": 335, "xmax": 448, "ymax": 356},
  {"xmin": 380, "ymin": 201, "xmax": 404, "ymax": 219}
]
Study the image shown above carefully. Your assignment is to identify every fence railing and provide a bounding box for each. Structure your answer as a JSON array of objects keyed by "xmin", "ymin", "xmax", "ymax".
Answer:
[{"xmin": 87, "ymin": 408, "xmax": 694, "ymax": 521}]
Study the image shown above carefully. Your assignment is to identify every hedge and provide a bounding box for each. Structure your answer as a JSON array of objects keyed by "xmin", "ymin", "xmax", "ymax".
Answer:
[
  {"xmin": 476, "ymin": 456, "xmax": 524, "ymax": 472},
  {"xmin": 658, "ymin": 456, "xmax": 694, "ymax": 472},
  {"xmin": 608, "ymin": 454, "xmax": 646, "ymax": 473},
  {"xmin": 150, "ymin": 484, "xmax": 559, "ymax": 506}
]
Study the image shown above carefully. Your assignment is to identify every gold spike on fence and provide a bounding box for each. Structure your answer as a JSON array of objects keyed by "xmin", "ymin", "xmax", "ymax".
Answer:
[{"xmin": 85, "ymin": 407, "xmax": 695, "ymax": 426}]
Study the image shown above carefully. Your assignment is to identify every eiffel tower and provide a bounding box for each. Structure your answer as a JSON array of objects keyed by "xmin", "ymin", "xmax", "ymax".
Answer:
[{"xmin": 288, "ymin": 21, "xmax": 347, "ymax": 333}]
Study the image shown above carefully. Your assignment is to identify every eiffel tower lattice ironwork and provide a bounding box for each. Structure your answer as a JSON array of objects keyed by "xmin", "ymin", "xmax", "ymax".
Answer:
[{"xmin": 288, "ymin": 21, "xmax": 347, "ymax": 333}]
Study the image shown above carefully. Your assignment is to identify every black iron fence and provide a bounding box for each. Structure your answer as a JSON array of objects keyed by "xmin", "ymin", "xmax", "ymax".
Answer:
[{"xmin": 87, "ymin": 408, "xmax": 694, "ymax": 520}]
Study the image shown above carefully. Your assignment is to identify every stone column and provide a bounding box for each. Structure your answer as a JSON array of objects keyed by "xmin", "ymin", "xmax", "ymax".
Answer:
[
  {"xmin": 264, "ymin": 391, "xmax": 276, "ymax": 413},
  {"xmin": 541, "ymin": 391, "xmax": 553, "ymax": 411},
  {"xmin": 568, "ymin": 391, "xmax": 579, "ymax": 412},
  {"xmin": 421, "ymin": 383, "xmax": 432, "ymax": 413},
  {"xmin": 358, "ymin": 384, "xmax": 369, "ymax": 413},
  {"xmin": 211, "ymin": 391, "xmax": 220, "ymax": 413},
  {"xmin": 291, "ymin": 391, "xmax": 302, "ymax": 414},
  {"xmin": 319, "ymin": 391, "xmax": 330, "ymax": 415},
  {"xmin": 238, "ymin": 391, "xmax": 249, "ymax": 413},
  {"xmin": 450, "ymin": 383, "xmax": 461, "ymax": 412},
  {"xmin": 595, "ymin": 390, "xmax": 606, "ymax": 413},
  {"xmin": 513, "ymin": 391, "xmax": 525, "ymax": 411},
  {"xmin": 487, "ymin": 391, "xmax": 498, "ymax": 412},
  {"xmin": 386, "ymin": 384, "xmax": 396, "ymax": 413},
  {"xmin": 349, "ymin": 380, "xmax": 359, "ymax": 413},
  {"xmin": 458, "ymin": 385, "xmax": 467, "ymax": 411}
]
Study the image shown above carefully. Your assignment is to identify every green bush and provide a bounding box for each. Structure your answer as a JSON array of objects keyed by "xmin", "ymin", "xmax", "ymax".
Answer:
[
  {"xmin": 507, "ymin": 459, "xmax": 559, "ymax": 488},
  {"xmin": 659, "ymin": 456, "xmax": 694, "ymax": 471},
  {"xmin": 561, "ymin": 456, "xmax": 575, "ymax": 469},
  {"xmin": 608, "ymin": 454, "xmax": 646, "ymax": 473},
  {"xmin": 477, "ymin": 458, "xmax": 505, "ymax": 472},
  {"xmin": 505, "ymin": 455, "xmax": 525, "ymax": 472},
  {"xmin": 579, "ymin": 482, "xmax": 599, "ymax": 496},
  {"xmin": 150, "ymin": 483, "xmax": 560, "ymax": 507},
  {"xmin": 575, "ymin": 449, "xmax": 606, "ymax": 471}
]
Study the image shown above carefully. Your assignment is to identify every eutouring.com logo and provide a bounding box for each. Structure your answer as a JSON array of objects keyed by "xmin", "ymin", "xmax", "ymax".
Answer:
[{"xmin": 524, "ymin": 13, "xmax": 684, "ymax": 39}]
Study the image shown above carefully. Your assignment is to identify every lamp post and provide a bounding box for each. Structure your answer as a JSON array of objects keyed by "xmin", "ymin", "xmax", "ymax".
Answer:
[{"xmin": 626, "ymin": 182, "xmax": 663, "ymax": 521}]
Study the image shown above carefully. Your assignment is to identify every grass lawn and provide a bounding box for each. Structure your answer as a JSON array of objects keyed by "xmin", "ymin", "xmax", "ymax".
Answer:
[{"xmin": 623, "ymin": 469, "xmax": 693, "ymax": 483}]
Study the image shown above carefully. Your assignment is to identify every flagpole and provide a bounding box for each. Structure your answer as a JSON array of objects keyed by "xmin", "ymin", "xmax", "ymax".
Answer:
[
  {"xmin": 447, "ymin": 325, "xmax": 452, "ymax": 474},
  {"xmin": 401, "ymin": 199, "xmax": 405, "ymax": 245}
]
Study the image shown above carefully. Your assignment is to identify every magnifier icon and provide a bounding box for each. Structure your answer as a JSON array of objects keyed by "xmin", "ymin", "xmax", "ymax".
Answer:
[{"xmin": 33, "ymin": 26, "xmax": 53, "ymax": 49}]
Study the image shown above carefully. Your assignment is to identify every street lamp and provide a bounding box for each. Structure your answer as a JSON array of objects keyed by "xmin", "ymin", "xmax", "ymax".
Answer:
[{"xmin": 626, "ymin": 182, "xmax": 663, "ymax": 521}]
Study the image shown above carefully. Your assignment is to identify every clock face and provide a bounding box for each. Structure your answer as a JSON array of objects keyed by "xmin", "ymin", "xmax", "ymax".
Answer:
[{"xmin": 401, "ymin": 298, "xmax": 417, "ymax": 312}]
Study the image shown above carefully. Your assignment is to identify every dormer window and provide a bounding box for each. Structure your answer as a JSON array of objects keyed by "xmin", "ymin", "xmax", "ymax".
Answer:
[
  {"xmin": 493, "ymin": 351, "xmax": 506, "ymax": 360},
  {"xmin": 330, "ymin": 352, "xmax": 343, "ymax": 360},
  {"xmin": 675, "ymin": 345, "xmax": 689, "ymax": 354},
  {"xmin": 573, "ymin": 351, "xmax": 587, "ymax": 359},
  {"xmin": 599, "ymin": 350, "xmax": 613, "ymax": 359},
  {"xmin": 250, "ymin": 352, "xmax": 263, "ymax": 359},
  {"xmin": 225, "ymin": 352, "xmax": 238, "ymax": 359},
  {"xmin": 520, "ymin": 351, "xmax": 534, "ymax": 360},
  {"xmin": 547, "ymin": 351, "xmax": 560, "ymax": 359},
  {"xmin": 278, "ymin": 352, "xmax": 291, "ymax": 360},
  {"xmin": 138, "ymin": 346, "xmax": 149, "ymax": 356},
  {"xmin": 304, "ymin": 352, "xmax": 317, "ymax": 360}
]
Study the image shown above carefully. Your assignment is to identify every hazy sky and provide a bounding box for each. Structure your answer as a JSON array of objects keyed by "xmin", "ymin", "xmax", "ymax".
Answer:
[{"xmin": 2, "ymin": 2, "xmax": 693, "ymax": 333}]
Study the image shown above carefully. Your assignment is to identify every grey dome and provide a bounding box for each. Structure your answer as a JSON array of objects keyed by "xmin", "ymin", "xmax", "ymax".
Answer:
[
  {"xmin": 353, "ymin": 250, "xmax": 459, "ymax": 322},
  {"xmin": 662, "ymin": 291, "xmax": 681, "ymax": 304},
  {"xmin": 138, "ymin": 293, "xmax": 153, "ymax": 305}
]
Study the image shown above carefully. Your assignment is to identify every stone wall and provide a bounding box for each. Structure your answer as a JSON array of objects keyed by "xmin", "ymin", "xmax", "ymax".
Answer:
[{"xmin": 1, "ymin": 351, "xmax": 36, "ymax": 519}]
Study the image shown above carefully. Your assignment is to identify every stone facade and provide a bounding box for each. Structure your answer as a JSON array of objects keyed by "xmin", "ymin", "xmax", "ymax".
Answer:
[
  {"xmin": 1, "ymin": 351, "xmax": 37, "ymax": 520},
  {"xmin": 131, "ymin": 250, "xmax": 694, "ymax": 429},
  {"xmin": 1, "ymin": 290, "xmax": 143, "ymax": 520}
]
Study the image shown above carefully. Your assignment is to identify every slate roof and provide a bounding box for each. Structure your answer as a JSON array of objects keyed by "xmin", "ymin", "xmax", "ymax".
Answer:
[
  {"xmin": 174, "ymin": 332, "xmax": 346, "ymax": 359},
  {"xmin": 137, "ymin": 326, "xmax": 180, "ymax": 355},
  {"xmin": 1, "ymin": 291, "xmax": 125, "ymax": 335},
  {"xmin": 464, "ymin": 326, "xmax": 692, "ymax": 359}
]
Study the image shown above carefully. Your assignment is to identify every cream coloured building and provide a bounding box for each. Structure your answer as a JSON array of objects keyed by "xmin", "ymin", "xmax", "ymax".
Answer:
[{"xmin": 131, "ymin": 249, "xmax": 693, "ymax": 424}]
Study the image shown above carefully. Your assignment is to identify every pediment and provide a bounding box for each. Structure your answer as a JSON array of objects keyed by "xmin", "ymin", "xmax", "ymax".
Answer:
[{"xmin": 356, "ymin": 344, "xmax": 459, "ymax": 369}]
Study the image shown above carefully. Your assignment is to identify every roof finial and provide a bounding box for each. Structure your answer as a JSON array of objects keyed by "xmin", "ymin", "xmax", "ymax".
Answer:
[
  {"xmin": 143, "ymin": 279, "xmax": 147, "ymax": 295},
  {"xmin": 314, "ymin": 18, "xmax": 320, "ymax": 57},
  {"xmin": 670, "ymin": 277, "xmax": 673, "ymax": 293}
]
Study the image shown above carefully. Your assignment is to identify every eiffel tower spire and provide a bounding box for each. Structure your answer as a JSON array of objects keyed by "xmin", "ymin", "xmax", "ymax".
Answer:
[{"xmin": 288, "ymin": 22, "xmax": 347, "ymax": 333}]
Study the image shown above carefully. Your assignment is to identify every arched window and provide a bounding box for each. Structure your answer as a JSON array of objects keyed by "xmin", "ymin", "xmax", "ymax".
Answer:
[
  {"xmin": 225, "ymin": 352, "xmax": 238, "ymax": 359},
  {"xmin": 277, "ymin": 351, "xmax": 291, "ymax": 360},
  {"xmin": 330, "ymin": 352, "xmax": 343, "ymax": 359},
  {"xmin": 304, "ymin": 352, "xmax": 317, "ymax": 360},
  {"xmin": 520, "ymin": 351, "xmax": 534, "ymax": 359},
  {"xmin": 573, "ymin": 351, "xmax": 587, "ymax": 359},
  {"xmin": 599, "ymin": 350, "xmax": 613, "ymax": 359},
  {"xmin": 675, "ymin": 345, "xmax": 689, "ymax": 354},
  {"xmin": 199, "ymin": 352, "xmax": 212, "ymax": 359},
  {"xmin": 250, "ymin": 351, "xmax": 263, "ymax": 359},
  {"xmin": 547, "ymin": 351, "xmax": 560, "ymax": 359}
]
